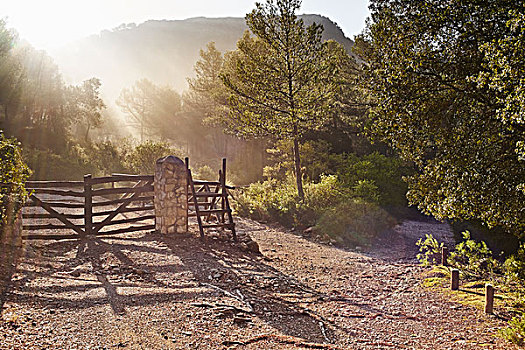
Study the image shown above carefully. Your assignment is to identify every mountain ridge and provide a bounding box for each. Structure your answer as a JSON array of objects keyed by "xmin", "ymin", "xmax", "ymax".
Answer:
[{"xmin": 52, "ymin": 15, "xmax": 354, "ymax": 106}]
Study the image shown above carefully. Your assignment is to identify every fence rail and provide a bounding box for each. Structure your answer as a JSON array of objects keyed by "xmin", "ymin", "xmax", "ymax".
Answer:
[{"xmin": 20, "ymin": 174, "xmax": 155, "ymax": 240}]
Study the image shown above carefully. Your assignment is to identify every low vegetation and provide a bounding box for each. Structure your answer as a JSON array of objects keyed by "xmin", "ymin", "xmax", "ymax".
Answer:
[
  {"xmin": 234, "ymin": 149, "xmax": 405, "ymax": 246},
  {"xmin": 417, "ymin": 233, "xmax": 525, "ymax": 346},
  {"xmin": 0, "ymin": 134, "xmax": 30, "ymax": 233}
]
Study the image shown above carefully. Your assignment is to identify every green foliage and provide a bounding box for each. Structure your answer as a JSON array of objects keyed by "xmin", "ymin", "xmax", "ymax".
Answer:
[
  {"xmin": 235, "ymin": 174, "xmax": 348, "ymax": 227},
  {"xmin": 126, "ymin": 140, "xmax": 182, "ymax": 175},
  {"xmin": 25, "ymin": 147, "xmax": 93, "ymax": 180},
  {"xmin": 315, "ymin": 201, "xmax": 396, "ymax": 247},
  {"xmin": 355, "ymin": 0, "xmax": 525, "ymax": 235},
  {"xmin": 24, "ymin": 140, "xmax": 130, "ymax": 180},
  {"xmin": 24, "ymin": 139, "xmax": 181, "ymax": 180},
  {"xmin": 352, "ymin": 180, "xmax": 379, "ymax": 204},
  {"xmin": 234, "ymin": 172, "xmax": 396, "ymax": 246},
  {"xmin": 0, "ymin": 134, "xmax": 30, "ymax": 228},
  {"xmin": 186, "ymin": 42, "xmax": 229, "ymax": 123},
  {"xmin": 219, "ymin": 0, "xmax": 357, "ymax": 198},
  {"xmin": 194, "ymin": 165, "xmax": 217, "ymax": 181},
  {"xmin": 336, "ymin": 152, "xmax": 409, "ymax": 207},
  {"xmin": 263, "ymin": 140, "xmax": 409, "ymax": 207},
  {"xmin": 500, "ymin": 315, "xmax": 525, "ymax": 346},
  {"xmin": 505, "ymin": 243, "xmax": 525, "ymax": 287},
  {"xmin": 416, "ymin": 234, "xmax": 444, "ymax": 266},
  {"xmin": 449, "ymin": 231, "xmax": 500, "ymax": 280}
]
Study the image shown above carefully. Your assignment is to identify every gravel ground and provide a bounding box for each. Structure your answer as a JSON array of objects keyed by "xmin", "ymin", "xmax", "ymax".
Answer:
[{"xmin": 0, "ymin": 217, "xmax": 515, "ymax": 349}]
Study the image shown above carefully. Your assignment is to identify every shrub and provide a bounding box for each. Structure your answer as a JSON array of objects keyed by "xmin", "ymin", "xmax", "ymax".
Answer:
[
  {"xmin": 0, "ymin": 134, "xmax": 30, "ymax": 230},
  {"xmin": 500, "ymin": 315, "xmax": 525, "ymax": 346},
  {"xmin": 336, "ymin": 152, "xmax": 410, "ymax": 207},
  {"xmin": 416, "ymin": 234, "xmax": 444, "ymax": 266},
  {"xmin": 315, "ymin": 201, "xmax": 396, "ymax": 247},
  {"xmin": 449, "ymin": 231, "xmax": 501, "ymax": 279},
  {"xmin": 234, "ymin": 177, "xmax": 299, "ymax": 226},
  {"xmin": 126, "ymin": 140, "xmax": 183, "ymax": 174},
  {"xmin": 234, "ymin": 174, "xmax": 350, "ymax": 227},
  {"xmin": 84, "ymin": 140, "xmax": 131, "ymax": 175},
  {"xmin": 505, "ymin": 243, "xmax": 525, "ymax": 287},
  {"xmin": 24, "ymin": 147, "xmax": 94, "ymax": 180},
  {"xmin": 352, "ymin": 179, "xmax": 380, "ymax": 204},
  {"xmin": 194, "ymin": 165, "xmax": 218, "ymax": 181}
]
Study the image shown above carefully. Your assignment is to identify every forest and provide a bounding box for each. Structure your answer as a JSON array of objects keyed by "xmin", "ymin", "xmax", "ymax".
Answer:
[{"xmin": 1, "ymin": 0, "xmax": 525, "ymax": 346}]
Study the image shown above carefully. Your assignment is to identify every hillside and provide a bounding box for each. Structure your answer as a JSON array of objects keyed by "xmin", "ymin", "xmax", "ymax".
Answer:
[{"xmin": 52, "ymin": 15, "xmax": 354, "ymax": 104}]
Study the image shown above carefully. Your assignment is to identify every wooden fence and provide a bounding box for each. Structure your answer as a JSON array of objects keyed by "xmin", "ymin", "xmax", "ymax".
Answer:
[
  {"xmin": 186, "ymin": 158, "xmax": 236, "ymax": 240},
  {"xmin": 22, "ymin": 174, "xmax": 155, "ymax": 240}
]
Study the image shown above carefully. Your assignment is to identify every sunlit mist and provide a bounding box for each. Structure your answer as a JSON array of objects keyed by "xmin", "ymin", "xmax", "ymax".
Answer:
[{"xmin": 0, "ymin": 0, "xmax": 367, "ymax": 51}]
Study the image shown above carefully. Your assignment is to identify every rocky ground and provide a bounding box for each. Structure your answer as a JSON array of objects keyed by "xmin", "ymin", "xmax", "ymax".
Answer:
[{"xmin": 0, "ymin": 217, "xmax": 515, "ymax": 349}]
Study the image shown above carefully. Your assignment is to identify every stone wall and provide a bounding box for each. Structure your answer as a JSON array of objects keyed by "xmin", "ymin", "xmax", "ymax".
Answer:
[{"xmin": 154, "ymin": 156, "xmax": 188, "ymax": 234}]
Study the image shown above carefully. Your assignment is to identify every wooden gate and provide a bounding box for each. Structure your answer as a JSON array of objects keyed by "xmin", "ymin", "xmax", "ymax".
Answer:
[
  {"xmin": 23, "ymin": 180, "xmax": 86, "ymax": 239},
  {"xmin": 186, "ymin": 158, "xmax": 236, "ymax": 240},
  {"xmin": 22, "ymin": 174, "xmax": 155, "ymax": 240}
]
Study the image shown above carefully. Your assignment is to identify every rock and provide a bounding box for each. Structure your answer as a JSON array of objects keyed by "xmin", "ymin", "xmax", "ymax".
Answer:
[
  {"xmin": 70, "ymin": 270, "xmax": 81, "ymax": 277},
  {"xmin": 303, "ymin": 226, "xmax": 315, "ymax": 236},
  {"xmin": 246, "ymin": 240, "xmax": 260, "ymax": 254}
]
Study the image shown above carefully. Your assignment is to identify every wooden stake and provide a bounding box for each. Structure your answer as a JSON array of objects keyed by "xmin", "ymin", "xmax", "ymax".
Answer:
[
  {"xmin": 485, "ymin": 284, "xmax": 494, "ymax": 314},
  {"xmin": 451, "ymin": 269, "xmax": 459, "ymax": 290},
  {"xmin": 441, "ymin": 246, "xmax": 448, "ymax": 266},
  {"xmin": 84, "ymin": 174, "xmax": 92, "ymax": 237}
]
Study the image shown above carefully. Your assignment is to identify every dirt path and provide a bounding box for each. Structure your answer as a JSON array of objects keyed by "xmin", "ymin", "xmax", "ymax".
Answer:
[{"xmin": 0, "ymin": 218, "xmax": 514, "ymax": 349}]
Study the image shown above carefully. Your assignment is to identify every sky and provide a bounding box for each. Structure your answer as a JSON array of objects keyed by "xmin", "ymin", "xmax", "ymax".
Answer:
[{"xmin": 0, "ymin": 0, "xmax": 370, "ymax": 51}]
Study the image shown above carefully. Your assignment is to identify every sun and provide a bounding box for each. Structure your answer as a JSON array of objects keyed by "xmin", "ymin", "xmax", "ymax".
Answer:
[{"xmin": 1, "ymin": 0, "xmax": 123, "ymax": 50}]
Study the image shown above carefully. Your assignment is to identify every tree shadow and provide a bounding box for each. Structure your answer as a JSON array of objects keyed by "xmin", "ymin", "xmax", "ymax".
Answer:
[
  {"xmin": 157, "ymin": 234, "xmax": 338, "ymax": 343},
  {"xmin": 1, "ymin": 230, "xmax": 345, "ymax": 344}
]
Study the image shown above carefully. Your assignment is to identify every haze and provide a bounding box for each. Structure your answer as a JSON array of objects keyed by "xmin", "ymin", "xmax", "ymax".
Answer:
[{"xmin": 0, "ymin": 0, "xmax": 369, "ymax": 51}]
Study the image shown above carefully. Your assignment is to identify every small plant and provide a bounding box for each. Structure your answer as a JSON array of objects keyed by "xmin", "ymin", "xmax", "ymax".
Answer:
[
  {"xmin": 505, "ymin": 243, "xmax": 525, "ymax": 287},
  {"xmin": 127, "ymin": 140, "xmax": 182, "ymax": 174},
  {"xmin": 449, "ymin": 231, "xmax": 500, "ymax": 279},
  {"xmin": 416, "ymin": 234, "xmax": 443, "ymax": 266},
  {"xmin": 315, "ymin": 200, "xmax": 396, "ymax": 247},
  {"xmin": 500, "ymin": 315, "xmax": 525, "ymax": 346},
  {"xmin": 194, "ymin": 165, "xmax": 217, "ymax": 181},
  {"xmin": 1, "ymin": 134, "xmax": 31, "ymax": 229}
]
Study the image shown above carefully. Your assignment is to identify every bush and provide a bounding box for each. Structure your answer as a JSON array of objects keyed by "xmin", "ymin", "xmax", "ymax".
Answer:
[
  {"xmin": 315, "ymin": 201, "xmax": 396, "ymax": 247},
  {"xmin": 336, "ymin": 152, "xmax": 410, "ymax": 207},
  {"xmin": 0, "ymin": 134, "xmax": 30, "ymax": 230},
  {"xmin": 505, "ymin": 243, "xmax": 525, "ymax": 287},
  {"xmin": 24, "ymin": 147, "xmax": 94, "ymax": 180},
  {"xmin": 234, "ymin": 174, "xmax": 350, "ymax": 227},
  {"xmin": 416, "ymin": 234, "xmax": 444, "ymax": 266},
  {"xmin": 234, "ymin": 173, "xmax": 396, "ymax": 247},
  {"xmin": 500, "ymin": 315, "xmax": 525, "ymax": 346},
  {"xmin": 194, "ymin": 165, "xmax": 218, "ymax": 181},
  {"xmin": 234, "ymin": 177, "xmax": 300, "ymax": 226},
  {"xmin": 449, "ymin": 231, "xmax": 501, "ymax": 279},
  {"xmin": 126, "ymin": 140, "xmax": 183, "ymax": 174}
]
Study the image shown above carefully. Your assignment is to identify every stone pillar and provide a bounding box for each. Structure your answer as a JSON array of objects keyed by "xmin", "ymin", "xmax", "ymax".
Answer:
[{"xmin": 154, "ymin": 156, "xmax": 188, "ymax": 234}]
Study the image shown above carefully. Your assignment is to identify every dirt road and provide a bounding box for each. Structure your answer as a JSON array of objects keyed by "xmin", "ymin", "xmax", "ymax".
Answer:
[{"xmin": 0, "ymin": 218, "xmax": 513, "ymax": 349}]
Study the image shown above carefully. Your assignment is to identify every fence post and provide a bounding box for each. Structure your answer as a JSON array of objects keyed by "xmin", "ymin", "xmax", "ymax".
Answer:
[
  {"xmin": 154, "ymin": 156, "xmax": 187, "ymax": 234},
  {"xmin": 84, "ymin": 174, "xmax": 92, "ymax": 237},
  {"xmin": 185, "ymin": 157, "xmax": 189, "ymax": 230},
  {"xmin": 451, "ymin": 269, "xmax": 459, "ymax": 290},
  {"xmin": 441, "ymin": 246, "xmax": 448, "ymax": 266},
  {"xmin": 485, "ymin": 284, "xmax": 494, "ymax": 314}
]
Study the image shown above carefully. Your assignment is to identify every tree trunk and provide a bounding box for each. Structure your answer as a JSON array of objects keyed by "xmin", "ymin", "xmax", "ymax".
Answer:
[
  {"xmin": 84, "ymin": 121, "xmax": 91, "ymax": 144},
  {"xmin": 292, "ymin": 133, "xmax": 304, "ymax": 200}
]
